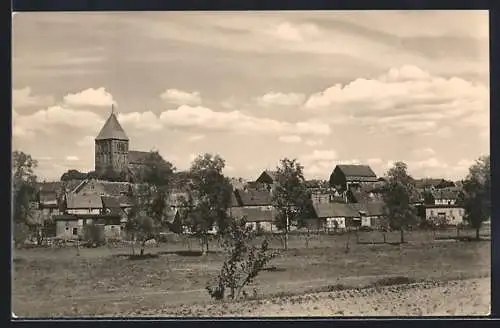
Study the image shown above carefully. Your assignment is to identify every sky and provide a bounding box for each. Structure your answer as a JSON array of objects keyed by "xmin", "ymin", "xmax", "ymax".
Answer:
[{"xmin": 12, "ymin": 11, "xmax": 489, "ymax": 181}]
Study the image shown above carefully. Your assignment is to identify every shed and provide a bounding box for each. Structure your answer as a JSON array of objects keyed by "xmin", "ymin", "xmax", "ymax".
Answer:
[{"xmin": 311, "ymin": 202, "xmax": 361, "ymax": 231}]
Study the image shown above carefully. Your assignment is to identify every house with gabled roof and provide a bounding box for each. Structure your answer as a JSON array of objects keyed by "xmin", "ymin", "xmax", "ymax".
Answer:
[{"xmin": 329, "ymin": 164, "xmax": 378, "ymax": 191}]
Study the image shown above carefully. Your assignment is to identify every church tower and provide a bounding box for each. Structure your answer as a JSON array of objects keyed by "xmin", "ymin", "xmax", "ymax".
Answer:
[{"xmin": 94, "ymin": 106, "xmax": 129, "ymax": 176}]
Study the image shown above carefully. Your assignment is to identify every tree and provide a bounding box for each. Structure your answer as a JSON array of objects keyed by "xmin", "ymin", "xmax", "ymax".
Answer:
[
  {"xmin": 458, "ymin": 155, "xmax": 490, "ymax": 240},
  {"xmin": 206, "ymin": 218, "xmax": 279, "ymax": 301},
  {"xmin": 271, "ymin": 158, "xmax": 310, "ymax": 250},
  {"xmin": 185, "ymin": 153, "xmax": 233, "ymax": 254},
  {"xmin": 12, "ymin": 151, "xmax": 39, "ymax": 246},
  {"xmin": 60, "ymin": 169, "xmax": 87, "ymax": 181},
  {"xmin": 381, "ymin": 161, "xmax": 418, "ymax": 244},
  {"xmin": 124, "ymin": 152, "xmax": 175, "ymax": 255}
]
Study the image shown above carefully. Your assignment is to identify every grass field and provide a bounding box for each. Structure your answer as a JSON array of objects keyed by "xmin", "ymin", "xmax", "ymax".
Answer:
[{"xmin": 12, "ymin": 228, "xmax": 491, "ymax": 317}]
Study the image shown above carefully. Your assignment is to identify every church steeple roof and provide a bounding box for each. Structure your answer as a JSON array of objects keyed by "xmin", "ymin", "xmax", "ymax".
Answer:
[{"xmin": 95, "ymin": 109, "xmax": 129, "ymax": 141}]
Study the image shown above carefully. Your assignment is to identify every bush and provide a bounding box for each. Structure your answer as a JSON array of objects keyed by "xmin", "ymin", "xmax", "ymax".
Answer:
[{"xmin": 206, "ymin": 218, "xmax": 280, "ymax": 301}]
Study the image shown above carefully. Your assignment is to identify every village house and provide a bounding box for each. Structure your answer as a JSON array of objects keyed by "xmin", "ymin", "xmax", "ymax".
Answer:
[
  {"xmin": 229, "ymin": 189, "xmax": 277, "ymax": 232},
  {"xmin": 417, "ymin": 187, "xmax": 465, "ymax": 226},
  {"xmin": 349, "ymin": 202, "xmax": 386, "ymax": 228},
  {"xmin": 307, "ymin": 202, "xmax": 361, "ymax": 232},
  {"xmin": 53, "ymin": 213, "xmax": 121, "ymax": 240},
  {"xmin": 62, "ymin": 193, "xmax": 103, "ymax": 215},
  {"xmin": 329, "ymin": 165, "xmax": 378, "ymax": 192},
  {"xmin": 254, "ymin": 170, "xmax": 278, "ymax": 191}
]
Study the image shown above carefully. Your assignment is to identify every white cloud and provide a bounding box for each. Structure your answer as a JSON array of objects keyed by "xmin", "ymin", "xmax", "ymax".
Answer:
[
  {"xmin": 13, "ymin": 87, "xmax": 54, "ymax": 108},
  {"xmin": 65, "ymin": 155, "xmax": 80, "ymax": 161},
  {"xmin": 412, "ymin": 147, "xmax": 436, "ymax": 157},
  {"xmin": 13, "ymin": 106, "xmax": 104, "ymax": 138},
  {"xmin": 300, "ymin": 149, "xmax": 338, "ymax": 178},
  {"xmin": 367, "ymin": 158, "xmax": 383, "ymax": 165},
  {"xmin": 257, "ymin": 92, "xmax": 305, "ymax": 107},
  {"xmin": 268, "ymin": 22, "xmax": 320, "ymax": 42},
  {"xmin": 160, "ymin": 89, "xmax": 202, "ymax": 106},
  {"xmin": 279, "ymin": 135, "xmax": 302, "ymax": 143},
  {"xmin": 304, "ymin": 65, "xmax": 489, "ymax": 135},
  {"xmin": 305, "ymin": 139, "xmax": 323, "ymax": 147},
  {"xmin": 118, "ymin": 111, "xmax": 163, "ymax": 131},
  {"xmin": 159, "ymin": 105, "xmax": 330, "ymax": 137},
  {"xmin": 76, "ymin": 136, "xmax": 95, "ymax": 147},
  {"xmin": 63, "ymin": 87, "xmax": 117, "ymax": 107},
  {"xmin": 188, "ymin": 134, "xmax": 205, "ymax": 142}
]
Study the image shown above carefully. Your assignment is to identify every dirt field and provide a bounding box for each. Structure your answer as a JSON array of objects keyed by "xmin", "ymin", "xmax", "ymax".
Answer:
[
  {"xmin": 12, "ymin": 229, "xmax": 491, "ymax": 317},
  {"xmin": 156, "ymin": 278, "xmax": 490, "ymax": 317}
]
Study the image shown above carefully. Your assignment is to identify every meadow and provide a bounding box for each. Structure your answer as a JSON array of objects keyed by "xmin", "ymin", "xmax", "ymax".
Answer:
[{"xmin": 12, "ymin": 227, "xmax": 491, "ymax": 317}]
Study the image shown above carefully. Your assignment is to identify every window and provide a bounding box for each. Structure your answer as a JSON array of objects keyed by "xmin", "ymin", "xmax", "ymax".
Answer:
[
  {"xmin": 72, "ymin": 228, "xmax": 78, "ymax": 235},
  {"xmin": 65, "ymin": 227, "xmax": 69, "ymax": 231}
]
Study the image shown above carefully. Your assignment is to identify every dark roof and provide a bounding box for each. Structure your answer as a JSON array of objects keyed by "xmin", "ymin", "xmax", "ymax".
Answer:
[
  {"xmin": 313, "ymin": 203, "xmax": 360, "ymax": 218},
  {"xmin": 53, "ymin": 214, "xmax": 119, "ymax": 221},
  {"xmin": 230, "ymin": 192, "xmax": 240, "ymax": 207},
  {"xmin": 64, "ymin": 180, "xmax": 85, "ymax": 193},
  {"xmin": 422, "ymin": 204, "xmax": 464, "ymax": 209},
  {"xmin": 66, "ymin": 193, "xmax": 103, "ymax": 209},
  {"xmin": 235, "ymin": 189, "xmax": 272, "ymax": 206},
  {"xmin": 350, "ymin": 202, "xmax": 385, "ymax": 216},
  {"xmin": 39, "ymin": 192, "xmax": 58, "ymax": 204},
  {"xmin": 256, "ymin": 170, "xmax": 278, "ymax": 184},
  {"xmin": 95, "ymin": 113, "xmax": 129, "ymax": 141},
  {"xmin": 37, "ymin": 182, "xmax": 62, "ymax": 193},
  {"xmin": 129, "ymin": 150, "xmax": 150, "ymax": 164},
  {"xmin": 101, "ymin": 196, "xmax": 121, "ymax": 209},
  {"xmin": 433, "ymin": 187, "xmax": 461, "ymax": 200},
  {"xmin": 230, "ymin": 206, "xmax": 276, "ymax": 222},
  {"xmin": 101, "ymin": 181, "xmax": 130, "ymax": 196},
  {"xmin": 336, "ymin": 165, "xmax": 377, "ymax": 180},
  {"xmin": 414, "ymin": 178, "xmax": 448, "ymax": 189}
]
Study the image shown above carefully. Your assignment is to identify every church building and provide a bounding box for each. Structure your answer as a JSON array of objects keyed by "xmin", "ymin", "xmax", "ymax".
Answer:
[{"xmin": 94, "ymin": 107, "xmax": 149, "ymax": 179}]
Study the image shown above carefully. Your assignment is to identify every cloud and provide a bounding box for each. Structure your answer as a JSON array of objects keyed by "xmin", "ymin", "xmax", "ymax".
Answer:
[
  {"xmin": 188, "ymin": 134, "xmax": 205, "ymax": 142},
  {"xmin": 300, "ymin": 149, "xmax": 338, "ymax": 178},
  {"xmin": 63, "ymin": 87, "xmax": 117, "ymax": 107},
  {"xmin": 160, "ymin": 89, "xmax": 202, "ymax": 106},
  {"xmin": 305, "ymin": 139, "xmax": 323, "ymax": 147},
  {"xmin": 268, "ymin": 22, "xmax": 320, "ymax": 42},
  {"xmin": 257, "ymin": 92, "xmax": 305, "ymax": 107},
  {"xmin": 118, "ymin": 111, "xmax": 163, "ymax": 131},
  {"xmin": 13, "ymin": 106, "xmax": 104, "ymax": 138},
  {"xmin": 76, "ymin": 136, "xmax": 95, "ymax": 147},
  {"xmin": 367, "ymin": 158, "xmax": 383, "ymax": 165},
  {"xmin": 159, "ymin": 105, "xmax": 330, "ymax": 137},
  {"xmin": 304, "ymin": 65, "xmax": 489, "ymax": 135},
  {"xmin": 279, "ymin": 135, "xmax": 302, "ymax": 144},
  {"xmin": 65, "ymin": 155, "xmax": 80, "ymax": 161},
  {"xmin": 412, "ymin": 147, "xmax": 436, "ymax": 157},
  {"xmin": 13, "ymin": 87, "xmax": 54, "ymax": 108}
]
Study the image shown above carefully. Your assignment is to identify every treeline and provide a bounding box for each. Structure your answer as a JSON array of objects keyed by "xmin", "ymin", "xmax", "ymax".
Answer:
[{"xmin": 12, "ymin": 150, "xmax": 490, "ymax": 250}]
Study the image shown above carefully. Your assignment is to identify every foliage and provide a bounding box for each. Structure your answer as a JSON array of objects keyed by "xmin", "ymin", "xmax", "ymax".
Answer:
[
  {"xmin": 206, "ymin": 218, "xmax": 279, "ymax": 301},
  {"xmin": 458, "ymin": 155, "xmax": 490, "ymax": 240},
  {"xmin": 60, "ymin": 169, "xmax": 87, "ymax": 181},
  {"xmin": 124, "ymin": 153, "xmax": 175, "ymax": 255},
  {"xmin": 184, "ymin": 153, "xmax": 233, "ymax": 252},
  {"xmin": 271, "ymin": 158, "xmax": 310, "ymax": 249},
  {"xmin": 99, "ymin": 166, "xmax": 128, "ymax": 182},
  {"xmin": 422, "ymin": 190, "xmax": 435, "ymax": 205},
  {"xmin": 381, "ymin": 161, "xmax": 418, "ymax": 243},
  {"xmin": 125, "ymin": 198, "xmax": 164, "ymax": 256},
  {"xmin": 12, "ymin": 151, "xmax": 38, "ymax": 221}
]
